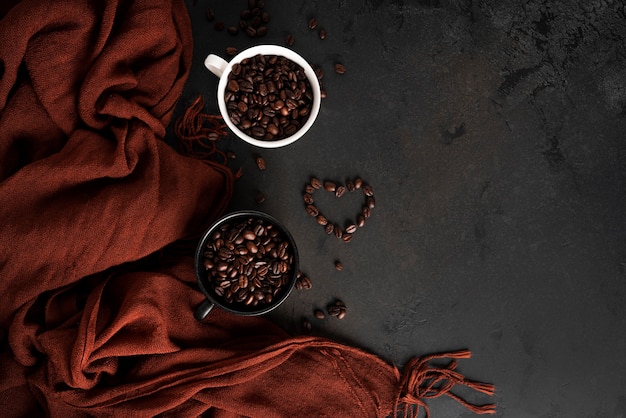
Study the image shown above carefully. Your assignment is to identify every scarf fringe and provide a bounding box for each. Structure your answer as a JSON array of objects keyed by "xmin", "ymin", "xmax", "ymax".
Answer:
[{"xmin": 394, "ymin": 350, "xmax": 496, "ymax": 418}]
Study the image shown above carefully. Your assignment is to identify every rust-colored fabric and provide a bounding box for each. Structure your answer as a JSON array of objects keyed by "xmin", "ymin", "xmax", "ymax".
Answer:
[{"xmin": 0, "ymin": 0, "xmax": 495, "ymax": 416}]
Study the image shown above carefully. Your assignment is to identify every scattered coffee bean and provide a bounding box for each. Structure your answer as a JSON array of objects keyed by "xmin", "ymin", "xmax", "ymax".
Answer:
[
  {"xmin": 334, "ymin": 63, "xmax": 346, "ymax": 74},
  {"xmin": 314, "ymin": 309, "xmax": 325, "ymax": 319},
  {"xmin": 320, "ymin": 89, "xmax": 327, "ymax": 99},
  {"xmin": 202, "ymin": 216, "xmax": 294, "ymax": 309},
  {"xmin": 346, "ymin": 180, "xmax": 355, "ymax": 192},
  {"xmin": 303, "ymin": 193, "xmax": 314, "ymax": 204},
  {"xmin": 205, "ymin": 7, "xmax": 215, "ymax": 21},
  {"xmin": 342, "ymin": 233, "xmax": 353, "ymax": 242},
  {"xmin": 227, "ymin": 151, "xmax": 237, "ymax": 159},
  {"xmin": 256, "ymin": 156, "xmax": 266, "ymax": 170},
  {"xmin": 255, "ymin": 191, "xmax": 266, "ymax": 204},
  {"xmin": 228, "ymin": 26, "xmax": 239, "ymax": 35},
  {"xmin": 354, "ymin": 177, "xmax": 363, "ymax": 189},
  {"xmin": 319, "ymin": 28, "xmax": 327, "ymax": 40},
  {"xmin": 362, "ymin": 206, "xmax": 371, "ymax": 218},
  {"xmin": 345, "ymin": 224, "xmax": 357, "ymax": 234},
  {"xmin": 366, "ymin": 196, "xmax": 375, "ymax": 209},
  {"xmin": 295, "ymin": 271, "xmax": 312, "ymax": 290},
  {"xmin": 327, "ymin": 300, "xmax": 347, "ymax": 319},
  {"xmin": 335, "ymin": 185, "xmax": 346, "ymax": 198},
  {"xmin": 311, "ymin": 177, "xmax": 322, "ymax": 189},
  {"xmin": 323, "ymin": 181, "xmax": 336, "ymax": 192},
  {"xmin": 334, "ymin": 225, "xmax": 343, "ymax": 239},
  {"xmin": 256, "ymin": 26, "xmax": 268, "ymax": 37},
  {"xmin": 325, "ymin": 223, "xmax": 334, "ymax": 234},
  {"xmin": 316, "ymin": 215, "xmax": 328, "ymax": 226},
  {"xmin": 305, "ymin": 184, "xmax": 316, "ymax": 194},
  {"xmin": 302, "ymin": 319, "xmax": 312, "ymax": 332},
  {"xmin": 226, "ymin": 47, "xmax": 238, "ymax": 56},
  {"xmin": 306, "ymin": 205, "xmax": 319, "ymax": 217},
  {"xmin": 363, "ymin": 185, "xmax": 374, "ymax": 197},
  {"xmin": 214, "ymin": 21, "xmax": 225, "ymax": 31},
  {"xmin": 335, "ymin": 261, "xmax": 343, "ymax": 271},
  {"xmin": 357, "ymin": 215, "xmax": 365, "ymax": 227},
  {"xmin": 308, "ymin": 17, "xmax": 318, "ymax": 30},
  {"xmin": 285, "ymin": 33, "xmax": 295, "ymax": 46},
  {"xmin": 314, "ymin": 66, "xmax": 325, "ymax": 80}
]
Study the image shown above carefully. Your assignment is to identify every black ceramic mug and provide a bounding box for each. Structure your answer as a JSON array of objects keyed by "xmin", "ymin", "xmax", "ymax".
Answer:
[{"xmin": 193, "ymin": 210, "xmax": 299, "ymax": 321}]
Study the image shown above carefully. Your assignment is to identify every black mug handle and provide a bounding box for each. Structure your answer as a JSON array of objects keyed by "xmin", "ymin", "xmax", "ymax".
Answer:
[{"xmin": 194, "ymin": 299, "xmax": 214, "ymax": 322}]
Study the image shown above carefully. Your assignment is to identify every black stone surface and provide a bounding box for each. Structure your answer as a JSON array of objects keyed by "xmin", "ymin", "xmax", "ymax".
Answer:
[{"xmin": 175, "ymin": 1, "xmax": 626, "ymax": 416}]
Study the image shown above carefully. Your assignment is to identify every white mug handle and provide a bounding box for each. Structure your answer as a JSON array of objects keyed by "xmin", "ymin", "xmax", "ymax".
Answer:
[{"xmin": 204, "ymin": 54, "xmax": 228, "ymax": 77}]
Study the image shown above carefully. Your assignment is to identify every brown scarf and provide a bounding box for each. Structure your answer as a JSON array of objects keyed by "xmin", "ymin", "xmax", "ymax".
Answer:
[{"xmin": 0, "ymin": 0, "xmax": 495, "ymax": 416}]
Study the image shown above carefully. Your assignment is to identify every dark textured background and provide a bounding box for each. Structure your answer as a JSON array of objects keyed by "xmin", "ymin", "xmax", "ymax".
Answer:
[{"xmin": 174, "ymin": 1, "xmax": 626, "ymax": 416}]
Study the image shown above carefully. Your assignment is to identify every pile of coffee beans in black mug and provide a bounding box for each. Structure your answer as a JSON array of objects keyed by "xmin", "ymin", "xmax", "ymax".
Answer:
[
  {"xmin": 202, "ymin": 216, "xmax": 294, "ymax": 308},
  {"xmin": 225, "ymin": 54, "xmax": 314, "ymax": 141}
]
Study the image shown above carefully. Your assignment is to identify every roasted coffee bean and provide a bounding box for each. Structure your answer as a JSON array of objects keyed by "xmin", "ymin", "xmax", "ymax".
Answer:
[
  {"xmin": 334, "ymin": 63, "xmax": 346, "ymax": 74},
  {"xmin": 305, "ymin": 184, "xmax": 315, "ymax": 194},
  {"xmin": 226, "ymin": 47, "xmax": 238, "ymax": 56},
  {"xmin": 214, "ymin": 21, "xmax": 225, "ymax": 31},
  {"xmin": 337, "ymin": 308, "xmax": 347, "ymax": 320},
  {"xmin": 346, "ymin": 180, "xmax": 355, "ymax": 192},
  {"xmin": 227, "ymin": 151, "xmax": 237, "ymax": 159},
  {"xmin": 345, "ymin": 224, "xmax": 357, "ymax": 234},
  {"xmin": 302, "ymin": 319, "xmax": 312, "ymax": 332},
  {"xmin": 306, "ymin": 204, "xmax": 319, "ymax": 217},
  {"xmin": 303, "ymin": 193, "xmax": 314, "ymax": 204},
  {"xmin": 334, "ymin": 225, "xmax": 343, "ymax": 239},
  {"xmin": 203, "ymin": 216, "xmax": 294, "ymax": 309},
  {"xmin": 323, "ymin": 181, "xmax": 336, "ymax": 192},
  {"xmin": 325, "ymin": 223, "xmax": 334, "ymax": 234},
  {"xmin": 256, "ymin": 156, "xmax": 266, "ymax": 170},
  {"xmin": 314, "ymin": 309, "xmax": 325, "ymax": 319},
  {"xmin": 205, "ymin": 7, "xmax": 215, "ymax": 21},
  {"xmin": 316, "ymin": 215, "xmax": 328, "ymax": 226},
  {"xmin": 314, "ymin": 66, "xmax": 325, "ymax": 80},
  {"xmin": 311, "ymin": 177, "xmax": 322, "ymax": 189},
  {"xmin": 357, "ymin": 214, "xmax": 365, "ymax": 227},
  {"xmin": 255, "ymin": 192, "xmax": 266, "ymax": 204},
  {"xmin": 319, "ymin": 28, "xmax": 327, "ymax": 40},
  {"xmin": 366, "ymin": 196, "xmax": 375, "ymax": 209},
  {"xmin": 256, "ymin": 26, "xmax": 268, "ymax": 37},
  {"xmin": 226, "ymin": 54, "xmax": 314, "ymax": 141},
  {"xmin": 308, "ymin": 17, "xmax": 318, "ymax": 29},
  {"xmin": 285, "ymin": 33, "xmax": 295, "ymax": 46},
  {"xmin": 363, "ymin": 185, "xmax": 374, "ymax": 197},
  {"xmin": 261, "ymin": 11, "xmax": 270, "ymax": 22},
  {"xmin": 335, "ymin": 185, "xmax": 346, "ymax": 198},
  {"xmin": 335, "ymin": 261, "xmax": 343, "ymax": 271},
  {"xmin": 354, "ymin": 177, "xmax": 363, "ymax": 189},
  {"xmin": 362, "ymin": 206, "xmax": 371, "ymax": 218},
  {"xmin": 342, "ymin": 233, "xmax": 353, "ymax": 242},
  {"xmin": 320, "ymin": 89, "xmax": 327, "ymax": 99},
  {"xmin": 228, "ymin": 26, "xmax": 239, "ymax": 35}
]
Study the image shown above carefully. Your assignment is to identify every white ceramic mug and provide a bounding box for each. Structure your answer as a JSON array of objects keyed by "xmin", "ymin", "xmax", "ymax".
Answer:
[{"xmin": 204, "ymin": 45, "xmax": 321, "ymax": 148}]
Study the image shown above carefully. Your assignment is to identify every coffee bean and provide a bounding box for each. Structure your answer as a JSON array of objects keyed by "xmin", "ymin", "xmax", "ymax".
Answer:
[
  {"xmin": 342, "ymin": 233, "xmax": 353, "ymax": 242},
  {"xmin": 335, "ymin": 261, "xmax": 343, "ymax": 271},
  {"xmin": 366, "ymin": 196, "xmax": 375, "ymax": 209},
  {"xmin": 314, "ymin": 309, "xmax": 325, "ymax": 319},
  {"xmin": 205, "ymin": 7, "xmax": 215, "ymax": 21},
  {"xmin": 226, "ymin": 47, "xmax": 238, "ymax": 56},
  {"xmin": 256, "ymin": 26, "xmax": 268, "ymax": 37},
  {"xmin": 202, "ymin": 216, "xmax": 294, "ymax": 309},
  {"xmin": 228, "ymin": 26, "xmax": 239, "ymax": 35},
  {"xmin": 320, "ymin": 89, "xmax": 327, "ymax": 99},
  {"xmin": 305, "ymin": 184, "xmax": 315, "ymax": 194},
  {"xmin": 311, "ymin": 177, "xmax": 322, "ymax": 189},
  {"xmin": 324, "ymin": 181, "xmax": 336, "ymax": 192},
  {"xmin": 363, "ymin": 185, "xmax": 374, "ymax": 197},
  {"xmin": 334, "ymin": 225, "xmax": 343, "ymax": 239},
  {"xmin": 256, "ymin": 156, "xmax": 266, "ymax": 170},
  {"xmin": 334, "ymin": 63, "xmax": 346, "ymax": 74},
  {"xmin": 345, "ymin": 224, "xmax": 357, "ymax": 234},
  {"xmin": 226, "ymin": 54, "xmax": 314, "ymax": 141},
  {"xmin": 337, "ymin": 308, "xmax": 347, "ymax": 320},
  {"xmin": 335, "ymin": 185, "xmax": 346, "ymax": 198},
  {"xmin": 214, "ymin": 21, "xmax": 225, "ymax": 31},
  {"xmin": 285, "ymin": 33, "xmax": 295, "ymax": 46},
  {"xmin": 362, "ymin": 206, "xmax": 371, "ymax": 218},
  {"xmin": 262, "ymin": 11, "xmax": 270, "ymax": 23},
  {"xmin": 308, "ymin": 18, "xmax": 318, "ymax": 29},
  {"xmin": 316, "ymin": 215, "xmax": 328, "ymax": 226},
  {"xmin": 255, "ymin": 191, "xmax": 266, "ymax": 204},
  {"xmin": 354, "ymin": 177, "xmax": 363, "ymax": 189},
  {"xmin": 306, "ymin": 205, "xmax": 319, "ymax": 217},
  {"xmin": 314, "ymin": 66, "xmax": 325, "ymax": 80},
  {"xmin": 357, "ymin": 215, "xmax": 365, "ymax": 227},
  {"xmin": 227, "ymin": 151, "xmax": 237, "ymax": 159},
  {"xmin": 302, "ymin": 319, "xmax": 312, "ymax": 332},
  {"xmin": 325, "ymin": 223, "xmax": 334, "ymax": 235},
  {"xmin": 319, "ymin": 28, "xmax": 327, "ymax": 40},
  {"xmin": 303, "ymin": 193, "xmax": 314, "ymax": 204},
  {"xmin": 346, "ymin": 180, "xmax": 355, "ymax": 192}
]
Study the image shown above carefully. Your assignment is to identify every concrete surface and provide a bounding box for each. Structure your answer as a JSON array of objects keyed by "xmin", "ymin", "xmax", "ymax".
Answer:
[{"xmin": 174, "ymin": 1, "xmax": 626, "ymax": 416}]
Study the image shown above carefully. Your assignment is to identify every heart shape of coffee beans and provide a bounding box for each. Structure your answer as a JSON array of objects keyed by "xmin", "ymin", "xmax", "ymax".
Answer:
[{"xmin": 303, "ymin": 176, "xmax": 375, "ymax": 242}]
